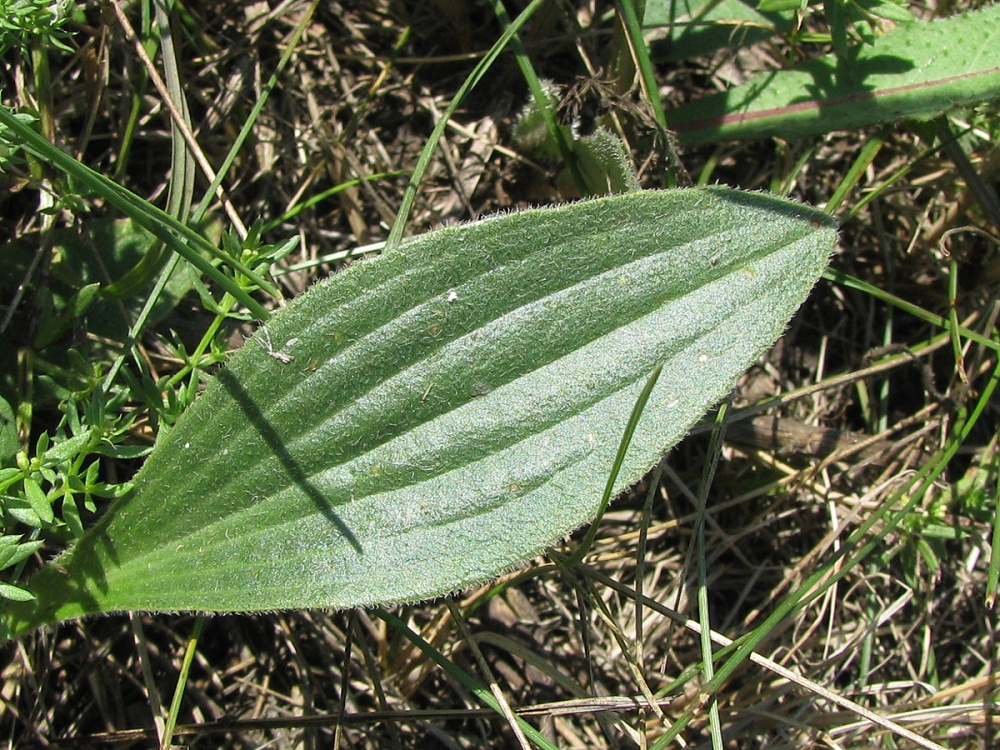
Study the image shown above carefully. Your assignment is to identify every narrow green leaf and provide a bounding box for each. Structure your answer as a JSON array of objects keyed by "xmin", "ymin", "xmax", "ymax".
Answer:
[
  {"xmin": 0, "ymin": 584, "xmax": 35, "ymax": 603},
  {"xmin": 668, "ymin": 5, "xmax": 1000, "ymax": 144},
  {"xmin": 2, "ymin": 188, "xmax": 835, "ymax": 638},
  {"xmin": 756, "ymin": 0, "xmax": 801, "ymax": 12},
  {"xmin": 864, "ymin": 0, "xmax": 916, "ymax": 25},
  {"xmin": 0, "ymin": 539, "xmax": 42, "ymax": 569},
  {"xmin": 22, "ymin": 477, "xmax": 53, "ymax": 525}
]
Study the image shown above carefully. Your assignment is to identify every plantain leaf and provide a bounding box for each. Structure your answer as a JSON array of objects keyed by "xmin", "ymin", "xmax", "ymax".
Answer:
[
  {"xmin": 2, "ymin": 188, "xmax": 836, "ymax": 638},
  {"xmin": 668, "ymin": 5, "xmax": 1000, "ymax": 145}
]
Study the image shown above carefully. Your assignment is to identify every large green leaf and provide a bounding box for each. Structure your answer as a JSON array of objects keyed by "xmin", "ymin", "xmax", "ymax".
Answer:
[
  {"xmin": 668, "ymin": 5, "xmax": 1000, "ymax": 144},
  {"xmin": 2, "ymin": 188, "xmax": 835, "ymax": 638}
]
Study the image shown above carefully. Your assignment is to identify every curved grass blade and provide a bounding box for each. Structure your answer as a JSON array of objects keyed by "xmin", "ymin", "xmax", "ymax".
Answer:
[{"xmin": 0, "ymin": 106, "xmax": 273, "ymax": 319}]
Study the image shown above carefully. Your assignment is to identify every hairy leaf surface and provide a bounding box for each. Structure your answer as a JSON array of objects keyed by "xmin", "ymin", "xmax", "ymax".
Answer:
[
  {"xmin": 3, "ymin": 188, "xmax": 835, "ymax": 637},
  {"xmin": 669, "ymin": 6, "xmax": 1000, "ymax": 144}
]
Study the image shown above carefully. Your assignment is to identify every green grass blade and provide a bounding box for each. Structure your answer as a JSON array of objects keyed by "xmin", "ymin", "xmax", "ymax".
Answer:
[
  {"xmin": 386, "ymin": 0, "xmax": 548, "ymax": 250},
  {"xmin": 567, "ymin": 363, "xmax": 663, "ymax": 566},
  {"xmin": 374, "ymin": 609, "xmax": 560, "ymax": 750},
  {"xmin": 489, "ymin": 0, "xmax": 590, "ymax": 195},
  {"xmin": 0, "ymin": 106, "xmax": 273, "ymax": 320},
  {"xmin": 617, "ymin": 0, "xmax": 668, "ymax": 133},
  {"xmin": 825, "ymin": 268, "xmax": 1000, "ymax": 354},
  {"xmin": 683, "ymin": 360, "xmax": 1000, "ymax": 750},
  {"xmin": 192, "ymin": 0, "xmax": 321, "ymax": 225}
]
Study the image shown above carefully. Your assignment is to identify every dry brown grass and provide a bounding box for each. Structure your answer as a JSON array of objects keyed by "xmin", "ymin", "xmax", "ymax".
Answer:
[{"xmin": 2, "ymin": 1, "xmax": 999, "ymax": 748}]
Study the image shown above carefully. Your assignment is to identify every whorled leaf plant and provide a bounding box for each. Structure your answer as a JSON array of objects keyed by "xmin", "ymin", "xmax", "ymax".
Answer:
[{"xmin": 1, "ymin": 188, "xmax": 836, "ymax": 639}]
